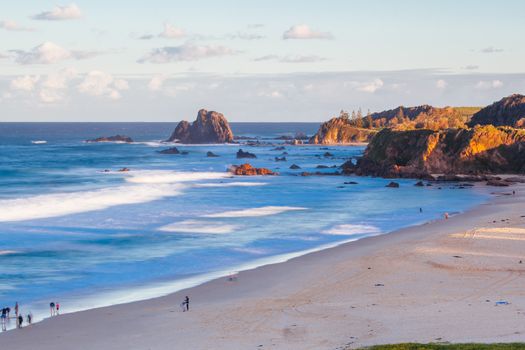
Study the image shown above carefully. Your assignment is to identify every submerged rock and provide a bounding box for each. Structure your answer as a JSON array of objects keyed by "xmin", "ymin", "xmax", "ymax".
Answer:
[
  {"xmin": 236, "ymin": 149, "xmax": 257, "ymax": 159},
  {"xmin": 289, "ymin": 164, "xmax": 301, "ymax": 169},
  {"xmin": 86, "ymin": 135, "xmax": 133, "ymax": 143},
  {"xmin": 230, "ymin": 163, "xmax": 276, "ymax": 176},
  {"xmin": 386, "ymin": 181, "xmax": 400, "ymax": 188},
  {"xmin": 158, "ymin": 147, "xmax": 180, "ymax": 154},
  {"xmin": 167, "ymin": 109, "xmax": 234, "ymax": 144},
  {"xmin": 275, "ymin": 156, "xmax": 287, "ymax": 162},
  {"xmin": 206, "ymin": 151, "xmax": 219, "ymax": 157}
]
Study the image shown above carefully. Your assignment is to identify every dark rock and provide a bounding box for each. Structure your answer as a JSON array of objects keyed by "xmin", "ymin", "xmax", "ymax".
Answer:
[
  {"xmin": 323, "ymin": 152, "xmax": 334, "ymax": 157},
  {"xmin": 118, "ymin": 167, "xmax": 130, "ymax": 172},
  {"xmin": 289, "ymin": 164, "xmax": 301, "ymax": 170},
  {"xmin": 344, "ymin": 181, "xmax": 358, "ymax": 185},
  {"xmin": 414, "ymin": 181, "xmax": 425, "ymax": 187},
  {"xmin": 167, "ymin": 109, "xmax": 234, "ymax": 144},
  {"xmin": 158, "ymin": 147, "xmax": 180, "ymax": 154},
  {"xmin": 316, "ymin": 165, "xmax": 329, "ymax": 169},
  {"xmin": 275, "ymin": 156, "xmax": 287, "ymax": 162},
  {"xmin": 486, "ymin": 179, "xmax": 511, "ymax": 187},
  {"xmin": 237, "ymin": 149, "xmax": 257, "ymax": 159},
  {"xmin": 386, "ymin": 181, "xmax": 400, "ymax": 188},
  {"xmin": 206, "ymin": 151, "xmax": 219, "ymax": 157},
  {"xmin": 87, "ymin": 135, "xmax": 133, "ymax": 143}
]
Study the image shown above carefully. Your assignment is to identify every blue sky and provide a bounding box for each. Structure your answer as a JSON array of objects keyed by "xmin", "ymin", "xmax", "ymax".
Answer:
[{"xmin": 1, "ymin": 0, "xmax": 524, "ymax": 121}]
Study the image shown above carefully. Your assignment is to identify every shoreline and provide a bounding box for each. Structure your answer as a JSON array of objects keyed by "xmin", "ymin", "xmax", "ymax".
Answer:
[{"xmin": 2, "ymin": 183, "xmax": 524, "ymax": 349}]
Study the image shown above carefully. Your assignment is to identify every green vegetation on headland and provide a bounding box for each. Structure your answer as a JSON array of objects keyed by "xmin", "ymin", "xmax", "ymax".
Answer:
[{"xmin": 358, "ymin": 343, "xmax": 525, "ymax": 350}]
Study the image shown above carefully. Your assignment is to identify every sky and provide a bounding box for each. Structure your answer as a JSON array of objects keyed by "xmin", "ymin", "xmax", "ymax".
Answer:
[{"xmin": 0, "ymin": 0, "xmax": 524, "ymax": 122}]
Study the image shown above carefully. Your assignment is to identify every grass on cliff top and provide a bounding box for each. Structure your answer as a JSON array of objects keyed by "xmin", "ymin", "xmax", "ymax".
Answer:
[{"xmin": 359, "ymin": 344, "xmax": 525, "ymax": 350}]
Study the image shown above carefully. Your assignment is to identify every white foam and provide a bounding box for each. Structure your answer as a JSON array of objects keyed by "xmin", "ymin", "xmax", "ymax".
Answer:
[
  {"xmin": 203, "ymin": 206, "xmax": 307, "ymax": 218},
  {"xmin": 159, "ymin": 220, "xmax": 239, "ymax": 234},
  {"xmin": 194, "ymin": 182, "xmax": 267, "ymax": 188},
  {"xmin": 0, "ymin": 170, "xmax": 227, "ymax": 222},
  {"xmin": 0, "ymin": 250, "xmax": 19, "ymax": 256},
  {"xmin": 322, "ymin": 224, "xmax": 381, "ymax": 236},
  {"xmin": 31, "ymin": 140, "xmax": 47, "ymax": 144},
  {"xmin": 125, "ymin": 170, "xmax": 227, "ymax": 184}
]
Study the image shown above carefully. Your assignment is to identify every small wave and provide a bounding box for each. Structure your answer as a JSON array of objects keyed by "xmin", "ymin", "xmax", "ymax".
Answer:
[
  {"xmin": 31, "ymin": 140, "xmax": 47, "ymax": 144},
  {"xmin": 322, "ymin": 224, "xmax": 381, "ymax": 236},
  {"xmin": 231, "ymin": 247, "xmax": 267, "ymax": 255},
  {"xmin": 0, "ymin": 250, "xmax": 19, "ymax": 256},
  {"xmin": 204, "ymin": 206, "xmax": 307, "ymax": 218},
  {"xmin": 194, "ymin": 182, "xmax": 267, "ymax": 188},
  {"xmin": 126, "ymin": 171, "xmax": 227, "ymax": 184},
  {"xmin": 159, "ymin": 220, "xmax": 239, "ymax": 234},
  {"xmin": 0, "ymin": 170, "xmax": 232, "ymax": 222}
]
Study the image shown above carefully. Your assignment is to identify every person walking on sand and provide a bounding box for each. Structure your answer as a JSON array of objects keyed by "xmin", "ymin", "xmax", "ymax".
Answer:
[
  {"xmin": 17, "ymin": 314, "xmax": 23, "ymax": 329},
  {"xmin": 14, "ymin": 302, "xmax": 19, "ymax": 317},
  {"xmin": 50, "ymin": 302, "xmax": 55, "ymax": 316},
  {"xmin": 27, "ymin": 312, "xmax": 32, "ymax": 325},
  {"xmin": 56, "ymin": 302, "xmax": 60, "ymax": 315}
]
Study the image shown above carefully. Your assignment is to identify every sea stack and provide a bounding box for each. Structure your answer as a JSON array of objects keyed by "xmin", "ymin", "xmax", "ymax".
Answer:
[{"xmin": 167, "ymin": 109, "xmax": 234, "ymax": 144}]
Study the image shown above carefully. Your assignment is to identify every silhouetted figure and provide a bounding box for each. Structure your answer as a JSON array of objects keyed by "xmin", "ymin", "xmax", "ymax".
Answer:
[
  {"xmin": 183, "ymin": 296, "xmax": 190, "ymax": 312},
  {"xmin": 419, "ymin": 207, "xmax": 423, "ymax": 213},
  {"xmin": 27, "ymin": 313, "xmax": 32, "ymax": 325},
  {"xmin": 1, "ymin": 308, "xmax": 6, "ymax": 331},
  {"xmin": 14, "ymin": 302, "xmax": 19, "ymax": 317},
  {"xmin": 17, "ymin": 315, "xmax": 23, "ymax": 329},
  {"xmin": 50, "ymin": 302, "xmax": 55, "ymax": 316}
]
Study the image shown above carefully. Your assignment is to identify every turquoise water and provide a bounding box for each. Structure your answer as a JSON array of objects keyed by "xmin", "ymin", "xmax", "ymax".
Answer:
[{"xmin": 0, "ymin": 122, "xmax": 490, "ymax": 325}]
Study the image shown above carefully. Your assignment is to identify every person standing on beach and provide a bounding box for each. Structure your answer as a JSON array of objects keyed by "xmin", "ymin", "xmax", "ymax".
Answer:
[
  {"xmin": 1, "ymin": 308, "xmax": 6, "ymax": 331},
  {"xmin": 56, "ymin": 302, "xmax": 60, "ymax": 315},
  {"xmin": 27, "ymin": 312, "xmax": 32, "ymax": 325},
  {"xmin": 183, "ymin": 296, "xmax": 190, "ymax": 312},
  {"xmin": 50, "ymin": 302, "xmax": 55, "ymax": 316},
  {"xmin": 17, "ymin": 315, "xmax": 23, "ymax": 329},
  {"xmin": 14, "ymin": 302, "xmax": 19, "ymax": 317}
]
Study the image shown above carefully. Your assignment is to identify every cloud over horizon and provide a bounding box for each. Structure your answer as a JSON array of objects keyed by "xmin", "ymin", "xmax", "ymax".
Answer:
[
  {"xmin": 282, "ymin": 24, "xmax": 333, "ymax": 40},
  {"xmin": 31, "ymin": 3, "xmax": 83, "ymax": 21},
  {"xmin": 138, "ymin": 43, "xmax": 234, "ymax": 63},
  {"xmin": 9, "ymin": 42, "xmax": 101, "ymax": 64}
]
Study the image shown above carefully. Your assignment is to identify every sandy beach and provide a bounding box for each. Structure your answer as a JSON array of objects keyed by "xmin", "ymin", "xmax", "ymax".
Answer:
[{"xmin": 2, "ymin": 183, "xmax": 524, "ymax": 349}]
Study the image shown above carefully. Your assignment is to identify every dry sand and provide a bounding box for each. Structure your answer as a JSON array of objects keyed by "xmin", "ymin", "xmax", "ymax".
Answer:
[{"xmin": 2, "ymin": 184, "xmax": 525, "ymax": 350}]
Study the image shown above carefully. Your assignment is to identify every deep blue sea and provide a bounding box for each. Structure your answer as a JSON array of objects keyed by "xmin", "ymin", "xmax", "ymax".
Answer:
[{"xmin": 0, "ymin": 122, "xmax": 490, "ymax": 327}]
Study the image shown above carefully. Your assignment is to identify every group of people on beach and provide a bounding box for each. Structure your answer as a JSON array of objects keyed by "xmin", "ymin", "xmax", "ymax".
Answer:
[
  {"xmin": 49, "ymin": 301, "xmax": 60, "ymax": 316},
  {"xmin": 1, "ymin": 302, "xmax": 32, "ymax": 331}
]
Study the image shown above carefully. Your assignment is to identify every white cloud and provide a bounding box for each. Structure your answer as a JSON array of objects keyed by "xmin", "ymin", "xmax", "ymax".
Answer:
[
  {"xmin": 77, "ymin": 71, "xmax": 129, "ymax": 100},
  {"xmin": 254, "ymin": 54, "xmax": 326, "ymax": 63},
  {"xmin": 436, "ymin": 79, "xmax": 447, "ymax": 89},
  {"xmin": 10, "ymin": 75, "xmax": 40, "ymax": 91},
  {"xmin": 148, "ymin": 74, "xmax": 167, "ymax": 91},
  {"xmin": 475, "ymin": 80, "xmax": 503, "ymax": 89},
  {"xmin": 282, "ymin": 24, "xmax": 333, "ymax": 40},
  {"xmin": 226, "ymin": 32, "xmax": 264, "ymax": 40},
  {"xmin": 0, "ymin": 19, "xmax": 34, "ymax": 31},
  {"xmin": 138, "ymin": 43, "xmax": 234, "ymax": 63},
  {"xmin": 159, "ymin": 23, "xmax": 185, "ymax": 39},
  {"xmin": 10, "ymin": 42, "xmax": 100, "ymax": 65},
  {"xmin": 32, "ymin": 3, "xmax": 83, "ymax": 21},
  {"xmin": 480, "ymin": 46, "xmax": 504, "ymax": 54},
  {"xmin": 356, "ymin": 79, "xmax": 384, "ymax": 93}
]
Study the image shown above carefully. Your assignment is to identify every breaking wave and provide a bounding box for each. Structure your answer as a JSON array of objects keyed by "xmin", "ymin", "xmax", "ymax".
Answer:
[{"xmin": 203, "ymin": 206, "xmax": 307, "ymax": 218}]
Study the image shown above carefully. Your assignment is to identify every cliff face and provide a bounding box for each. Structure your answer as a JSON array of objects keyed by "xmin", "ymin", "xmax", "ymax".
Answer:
[
  {"xmin": 346, "ymin": 125, "xmax": 525, "ymax": 177},
  {"xmin": 370, "ymin": 105, "xmax": 473, "ymax": 130},
  {"xmin": 167, "ymin": 109, "xmax": 234, "ymax": 143},
  {"xmin": 309, "ymin": 117, "xmax": 377, "ymax": 144},
  {"xmin": 468, "ymin": 94, "xmax": 525, "ymax": 128}
]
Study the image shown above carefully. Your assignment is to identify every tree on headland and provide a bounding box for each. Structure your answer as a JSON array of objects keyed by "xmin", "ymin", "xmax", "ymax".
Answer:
[
  {"xmin": 366, "ymin": 109, "xmax": 373, "ymax": 129},
  {"xmin": 339, "ymin": 110, "xmax": 350, "ymax": 120}
]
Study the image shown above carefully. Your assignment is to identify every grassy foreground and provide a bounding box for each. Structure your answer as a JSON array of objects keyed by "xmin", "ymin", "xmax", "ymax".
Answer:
[{"xmin": 359, "ymin": 344, "xmax": 525, "ymax": 350}]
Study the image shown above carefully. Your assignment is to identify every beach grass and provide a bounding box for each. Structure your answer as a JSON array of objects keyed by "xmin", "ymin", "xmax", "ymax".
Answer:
[{"xmin": 358, "ymin": 343, "xmax": 525, "ymax": 350}]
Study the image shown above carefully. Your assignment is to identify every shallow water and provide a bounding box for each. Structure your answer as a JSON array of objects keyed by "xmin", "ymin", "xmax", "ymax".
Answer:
[{"xmin": 0, "ymin": 122, "xmax": 490, "ymax": 326}]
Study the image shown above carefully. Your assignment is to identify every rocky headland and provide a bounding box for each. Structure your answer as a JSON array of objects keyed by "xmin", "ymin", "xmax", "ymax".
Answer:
[
  {"xmin": 343, "ymin": 125, "xmax": 525, "ymax": 178},
  {"xmin": 167, "ymin": 109, "xmax": 234, "ymax": 144},
  {"xmin": 468, "ymin": 94, "xmax": 525, "ymax": 128},
  {"xmin": 309, "ymin": 117, "xmax": 377, "ymax": 144}
]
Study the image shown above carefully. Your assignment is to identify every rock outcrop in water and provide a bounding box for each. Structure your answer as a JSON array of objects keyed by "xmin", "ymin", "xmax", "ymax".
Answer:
[
  {"xmin": 236, "ymin": 149, "xmax": 257, "ymax": 159},
  {"xmin": 468, "ymin": 94, "xmax": 525, "ymax": 128},
  {"xmin": 87, "ymin": 135, "xmax": 133, "ymax": 143},
  {"xmin": 158, "ymin": 147, "xmax": 180, "ymax": 154},
  {"xmin": 230, "ymin": 163, "xmax": 276, "ymax": 176},
  {"xmin": 167, "ymin": 109, "xmax": 234, "ymax": 144},
  {"xmin": 309, "ymin": 117, "xmax": 377, "ymax": 144},
  {"xmin": 343, "ymin": 125, "xmax": 525, "ymax": 178}
]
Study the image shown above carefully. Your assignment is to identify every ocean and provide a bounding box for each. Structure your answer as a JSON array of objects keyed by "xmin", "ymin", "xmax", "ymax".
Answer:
[{"xmin": 0, "ymin": 122, "xmax": 490, "ymax": 327}]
